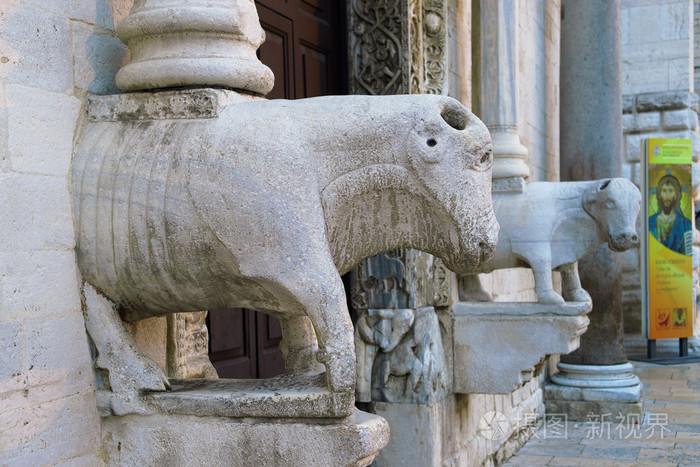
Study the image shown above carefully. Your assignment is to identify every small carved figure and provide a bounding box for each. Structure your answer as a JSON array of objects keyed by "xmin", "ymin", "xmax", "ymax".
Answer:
[
  {"xmin": 355, "ymin": 307, "xmax": 446, "ymax": 404},
  {"xmin": 72, "ymin": 93, "xmax": 498, "ymax": 414},
  {"xmin": 460, "ymin": 178, "xmax": 641, "ymax": 304}
]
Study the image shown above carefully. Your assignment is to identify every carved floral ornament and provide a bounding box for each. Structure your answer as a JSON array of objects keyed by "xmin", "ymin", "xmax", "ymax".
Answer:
[{"xmin": 349, "ymin": 0, "xmax": 447, "ymax": 96}]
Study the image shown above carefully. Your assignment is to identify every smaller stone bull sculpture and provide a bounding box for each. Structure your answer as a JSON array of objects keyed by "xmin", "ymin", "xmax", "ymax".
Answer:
[
  {"xmin": 461, "ymin": 178, "xmax": 641, "ymax": 304},
  {"xmin": 72, "ymin": 93, "xmax": 499, "ymax": 414}
]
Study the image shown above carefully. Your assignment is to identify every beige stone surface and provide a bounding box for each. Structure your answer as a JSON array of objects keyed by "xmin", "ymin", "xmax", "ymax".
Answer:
[
  {"xmin": 452, "ymin": 301, "xmax": 591, "ymax": 394},
  {"xmin": 102, "ymin": 408, "xmax": 389, "ymax": 466}
]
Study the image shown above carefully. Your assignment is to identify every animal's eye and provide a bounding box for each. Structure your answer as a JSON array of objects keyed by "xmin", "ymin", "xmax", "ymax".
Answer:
[
  {"xmin": 475, "ymin": 145, "xmax": 493, "ymax": 170},
  {"xmin": 604, "ymin": 200, "xmax": 615, "ymax": 209},
  {"xmin": 427, "ymin": 138, "xmax": 437, "ymax": 147}
]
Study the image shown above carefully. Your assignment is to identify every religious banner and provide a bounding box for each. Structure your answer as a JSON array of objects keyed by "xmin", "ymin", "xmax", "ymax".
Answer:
[{"xmin": 643, "ymin": 138, "xmax": 694, "ymax": 340}]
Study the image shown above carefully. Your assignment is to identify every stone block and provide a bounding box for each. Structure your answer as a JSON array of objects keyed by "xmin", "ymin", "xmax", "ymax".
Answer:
[
  {"xmin": 452, "ymin": 301, "xmax": 591, "ymax": 394},
  {"xmin": 625, "ymin": 133, "xmax": 646, "ymax": 162},
  {"xmin": 0, "ymin": 322, "xmax": 23, "ymax": 379},
  {"xmin": 623, "ymin": 62, "xmax": 669, "ymax": 95},
  {"xmin": 101, "ymin": 409, "xmax": 389, "ymax": 466},
  {"xmin": 622, "ymin": 95, "xmax": 635, "ymax": 114},
  {"xmin": 370, "ymin": 401, "xmax": 444, "ymax": 467},
  {"xmin": 2, "ymin": 6, "xmax": 73, "ymax": 93},
  {"xmin": 6, "ymin": 84, "xmax": 81, "ymax": 175},
  {"xmin": 663, "ymin": 108, "xmax": 698, "ymax": 130},
  {"xmin": 0, "ymin": 174, "xmax": 75, "ymax": 251},
  {"xmin": 0, "ymin": 251, "xmax": 82, "ymax": 321},
  {"xmin": 1, "ymin": 388, "xmax": 102, "ymax": 464},
  {"xmin": 668, "ymin": 58, "xmax": 693, "ymax": 91},
  {"xmin": 71, "ymin": 20, "xmax": 129, "ymax": 95},
  {"xmin": 25, "ymin": 313, "xmax": 94, "ymax": 395},
  {"xmin": 659, "ymin": 1, "xmax": 691, "ymax": 42},
  {"xmin": 636, "ymin": 91, "xmax": 697, "ymax": 112},
  {"xmin": 627, "ymin": 5, "xmax": 662, "ymax": 45}
]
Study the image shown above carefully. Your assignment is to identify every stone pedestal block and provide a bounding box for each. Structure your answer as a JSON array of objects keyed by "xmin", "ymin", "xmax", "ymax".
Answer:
[
  {"xmin": 544, "ymin": 362, "xmax": 643, "ymax": 421},
  {"xmin": 451, "ymin": 301, "xmax": 591, "ymax": 394},
  {"xmin": 367, "ymin": 401, "xmax": 446, "ymax": 467},
  {"xmin": 101, "ymin": 408, "xmax": 389, "ymax": 466},
  {"xmin": 115, "ymin": 0, "xmax": 274, "ymax": 94}
]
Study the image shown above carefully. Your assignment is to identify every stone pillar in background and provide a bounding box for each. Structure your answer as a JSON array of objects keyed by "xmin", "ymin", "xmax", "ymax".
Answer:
[
  {"xmin": 477, "ymin": 0, "xmax": 530, "ymax": 185},
  {"xmin": 545, "ymin": 0, "xmax": 642, "ymax": 420}
]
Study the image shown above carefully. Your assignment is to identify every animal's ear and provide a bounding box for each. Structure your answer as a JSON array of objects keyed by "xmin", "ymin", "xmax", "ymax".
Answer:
[{"xmin": 585, "ymin": 191, "xmax": 597, "ymax": 204}]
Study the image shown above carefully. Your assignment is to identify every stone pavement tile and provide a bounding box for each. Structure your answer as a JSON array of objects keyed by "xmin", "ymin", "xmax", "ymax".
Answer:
[
  {"xmin": 502, "ymin": 454, "xmax": 554, "ymax": 466},
  {"xmin": 637, "ymin": 446, "xmax": 700, "ymax": 464},
  {"xmin": 578, "ymin": 445, "xmax": 639, "ymax": 460},
  {"xmin": 676, "ymin": 431, "xmax": 700, "ymax": 441},
  {"xmin": 676, "ymin": 442, "xmax": 700, "ymax": 451},
  {"xmin": 547, "ymin": 456, "xmax": 674, "ymax": 466},
  {"xmin": 516, "ymin": 443, "xmax": 584, "ymax": 457},
  {"xmin": 580, "ymin": 436, "xmax": 674, "ymax": 449}
]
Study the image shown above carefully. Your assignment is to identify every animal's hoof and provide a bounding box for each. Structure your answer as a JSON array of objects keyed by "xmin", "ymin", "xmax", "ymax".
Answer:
[
  {"xmin": 465, "ymin": 289, "xmax": 493, "ymax": 302},
  {"xmin": 118, "ymin": 353, "xmax": 170, "ymax": 392},
  {"xmin": 317, "ymin": 349, "xmax": 354, "ymax": 394},
  {"xmin": 563, "ymin": 288, "xmax": 591, "ymax": 303},
  {"xmin": 537, "ymin": 290, "xmax": 565, "ymax": 305}
]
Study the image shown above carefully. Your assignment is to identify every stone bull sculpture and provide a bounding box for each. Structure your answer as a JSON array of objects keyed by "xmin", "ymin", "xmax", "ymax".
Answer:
[
  {"xmin": 461, "ymin": 178, "xmax": 641, "ymax": 304},
  {"xmin": 71, "ymin": 94, "xmax": 499, "ymax": 409}
]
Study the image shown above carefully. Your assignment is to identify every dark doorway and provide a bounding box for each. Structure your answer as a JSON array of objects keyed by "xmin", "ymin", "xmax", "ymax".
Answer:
[{"xmin": 207, "ymin": 0, "xmax": 347, "ymax": 379}]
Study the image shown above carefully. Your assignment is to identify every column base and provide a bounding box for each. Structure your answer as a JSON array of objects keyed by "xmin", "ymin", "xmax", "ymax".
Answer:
[{"xmin": 544, "ymin": 363, "xmax": 643, "ymax": 421}]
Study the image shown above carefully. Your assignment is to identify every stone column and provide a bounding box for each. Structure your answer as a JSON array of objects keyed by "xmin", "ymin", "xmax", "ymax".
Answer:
[
  {"xmin": 477, "ymin": 0, "xmax": 530, "ymax": 184},
  {"xmin": 545, "ymin": 0, "xmax": 642, "ymax": 421},
  {"xmin": 115, "ymin": 0, "xmax": 273, "ymax": 94}
]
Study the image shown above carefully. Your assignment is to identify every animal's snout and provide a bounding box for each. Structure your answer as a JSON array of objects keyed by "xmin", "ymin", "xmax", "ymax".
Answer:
[
  {"xmin": 479, "ymin": 218, "xmax": 500, "ymax": 261},
  {"xmin": 609, "ymin": 231, "xmax": 639, "ymax": 252}
]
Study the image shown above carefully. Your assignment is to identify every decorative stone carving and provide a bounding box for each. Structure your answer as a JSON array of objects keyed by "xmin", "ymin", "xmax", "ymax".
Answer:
[
  {"xmin": 355, "ymin": 307, "xmax": 447, "ymax": 404},
  {"xmin": 166, "ymin": 312, "xmax": 218, "ymax": 379},
  {"xmin": 348, "ymin": 0, "xmax": 409, "ymax": 95},
  {"xmin": 350, "ymin": 250, "xmax": 454, "ymax": 312},
  {"xmin": 451, "ymin": 300, "xmax": 592, "ymax": 394},
  {"xmin": 115, "ymin": 0, "xmax": 274, "ymax": 95},
  {"xmin": 348, "ymin": 0, "xmax": 447, "ymax": 96},
  {"xmin": 422, "ymin": 0, "xmax": 447, "ymax": 95},
  {"xmin": 459, "ymin": 178, "xmax": 641, "ymax": 304},
  {"xmin": 72, "ymin": 89, "xmax": 498, "ymax": 417}
]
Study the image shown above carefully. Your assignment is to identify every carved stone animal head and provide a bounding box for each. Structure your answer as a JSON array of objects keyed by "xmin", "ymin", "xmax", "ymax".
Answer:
[
  {"xmin": 405, "ymin": 98, "xmax": 499, "ymax": 272},
  {"xmin": 583, "ymin": 178, "xmax": 641, "ymax": 252},
  {"xmin": 324, "ymin": 95, "xmax": 499, "ymax": 275}
]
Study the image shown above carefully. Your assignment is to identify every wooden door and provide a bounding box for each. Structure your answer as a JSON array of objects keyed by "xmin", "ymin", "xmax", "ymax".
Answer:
[{"xmin": 207, "ymin": 0, "xmax": 346, "ymax": 379}]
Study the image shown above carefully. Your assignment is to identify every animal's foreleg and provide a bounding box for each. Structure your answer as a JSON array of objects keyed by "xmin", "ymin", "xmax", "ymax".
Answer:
[
  {"xmin": 523, "ymin": 249, "xmax": 565, "ymax": 305},
  {"xmin": 559, "ymin": 262, "xmax": 592, "ymax": 303},
  {"xmin": 458, "ymin": 274, "xmax": 493, "ymax": 302},
  {"xmin": 293, "ymin": 272, "xmax": 356, "ymax": 396},
  {"xmin": 279, "ymin": 316, "xmax": 323, "ymax": 373},
  {"xmin": 81, "ymin": 282, "xmax": 169, "ymax": 393}
]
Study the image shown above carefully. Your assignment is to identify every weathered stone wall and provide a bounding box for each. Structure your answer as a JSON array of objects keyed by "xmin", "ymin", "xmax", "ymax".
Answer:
[
  {"xmin": 621, "ymin": 0, "xmax": 699, "ymax": 334},
  {"xmin": 622, "ymin": 0, "xmax": 693, "ymax": 95},
  {"xmin": 0, "ymin": 0, "xmax": 132, "ymax": 463}
]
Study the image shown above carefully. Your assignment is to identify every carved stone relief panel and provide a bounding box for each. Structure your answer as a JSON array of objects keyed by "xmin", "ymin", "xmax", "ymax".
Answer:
[
  {"xmin": 348, "ymin": 0, "xmax": 447, "ymax": 96},
  {"xmin": 166, "ymin": 312, "xmax": 218, "ymax": 379},
  {"xmin": 355, "ymin": 307, "xmax": 447, "ymax": 404},
  {"xmin": 350, "ymin": 250, "xmax": 454, "ymax": 313}
]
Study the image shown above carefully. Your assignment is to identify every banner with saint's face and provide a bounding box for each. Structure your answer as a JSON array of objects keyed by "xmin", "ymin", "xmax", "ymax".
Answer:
[{"xmin": 644, "ymin": 138, "xmax": 694, "ymax": 340}]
